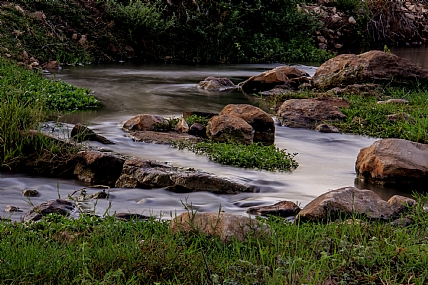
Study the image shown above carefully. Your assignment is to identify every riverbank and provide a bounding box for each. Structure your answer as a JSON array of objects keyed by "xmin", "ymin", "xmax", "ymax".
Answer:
[{"xmin": 2, "ymin": 197, "xmax": 428, "ymax": 284}]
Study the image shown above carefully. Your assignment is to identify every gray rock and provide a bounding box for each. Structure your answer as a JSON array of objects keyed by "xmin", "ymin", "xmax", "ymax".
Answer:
[
  {"xmin": 71, "ymin": 123, "xmax": 114, "ymax": 144},
  {"xmin": 22, "ymin": 189, "xmax": 40, "ymax": 197},
  {"xmin": 5, "ymin": 205, "xmax": 22, "ymax": 212},
  {"xmin": 197, "ymin": 76, "xmax": 237, "ymax": 91},
  {"xmin": 315, "ymin": 124, "xmax": 340, "ymax": 133},
  {"xmin": 388, "ymin": 195, "xmax": 417, "ymax": 216},
  {"xmin": 23, "ymin": 199, "xmax": 75, "ymax": 223}
]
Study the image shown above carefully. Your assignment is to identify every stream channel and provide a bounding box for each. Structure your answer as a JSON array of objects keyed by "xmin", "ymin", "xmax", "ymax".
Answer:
[{"xmin": 1, "ymin": 48, "xmax": 427, "ymax": 221}]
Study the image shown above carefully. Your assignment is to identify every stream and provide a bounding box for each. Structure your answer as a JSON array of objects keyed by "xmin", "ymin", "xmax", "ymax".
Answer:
[{"xmin": 1, "ymin": 48, "xmax": 427, "ymax": 221}]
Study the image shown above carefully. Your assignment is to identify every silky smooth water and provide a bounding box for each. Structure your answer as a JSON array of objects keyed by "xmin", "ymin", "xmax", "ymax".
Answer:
[{"xmin": 0, "ymin": 60, "xmax": 421, "ymax": 221}]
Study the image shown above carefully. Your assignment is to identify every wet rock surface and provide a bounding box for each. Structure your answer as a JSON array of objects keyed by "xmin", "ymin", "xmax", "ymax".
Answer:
[
  {"xmin": 247, "ymin": 201, "xmax": 301, "ymax": 217},
  {"xmin": 206, "ymin": 115, "xmax": 254, "ymax": 145},
  {"xmin": 122, "ymin": 114, "xmax": 167, "ymax": 132},
  {"xmin": 126, "ymin": 130, "xmax": 202, "ymax": 144},
  {"xmin": 197, "ymin": 76, "xmax": 238, "ymax": 91},
  {"xmin": 23, "ymin": 199, "xmax": 75, "ymax": 223},
  {"xmin": 71, "ymin": 123, "xmax": 114, "ymax": 144}
]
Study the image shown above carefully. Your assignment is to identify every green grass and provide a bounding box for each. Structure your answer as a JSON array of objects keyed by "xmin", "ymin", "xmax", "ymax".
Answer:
[
  {"xmin": 0, "ymin": 57, "xmax": 99, "ymax": 169},
  {"xmin": 1, "ymin": 194, "xmax": 428, "ymax": 284},
  {"xmin": 334, "ymin": 86, "xmax": 428, "ymax": 143},
  {"xmin": 173, "ymin": 141, "xmax": 298, "ymax": 172}
]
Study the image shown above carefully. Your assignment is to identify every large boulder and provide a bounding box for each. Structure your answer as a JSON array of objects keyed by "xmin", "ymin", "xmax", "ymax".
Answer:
[
  {"xmin": 355, "ymin": 138, "xmax": 428, "ymax": 185},
  {"xmin": 297, "ymin": 187, "xmax": 395, "ymax": 221},
  {"xmin": 313, "ymin": 50, "xmax": 428, "ymax": 89},
  {"xmin": 206, "ymin": 115, "xmax": 254, "ymax": 144},
  {"xmin": 239, "ymin": 66, "xmax": 310, "ymax": 93},
  {"xmin": 115, "ymin": 159, "xmax": 253, "ymax": 194},
  {"xmin": 122, "ymin": 114, "xmax": 166, "ymax": 131},
  {"xmin": 219, "ymin": 104, "xmax": 275, "ymax": 145},
  {"xmin": 170, "ymin": 212, "xmax": 270, "ymax": 242},
  {"xmin": 73, "ymin": 151, "xmax": 125, "ymax": 186},
  {"xmin": 197, "ymin": 76, "xmax": 238, "ymax": 91},
  {"xmin": 276, "ymin": 98, "xmax": 347, "ymax": 129}
]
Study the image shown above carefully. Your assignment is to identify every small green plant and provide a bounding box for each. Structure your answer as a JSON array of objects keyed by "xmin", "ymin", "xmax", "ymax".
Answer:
[
  {"xmin": 172, "ymin": 140, "xmax": 298, "ymax": 171},
  {"xmin": 152, "ymin": 117, "xmax": 179, "ymax": 132},
  {"xmin": 183, "ymin": 115, "xmax": 210, "ymax": 127}
]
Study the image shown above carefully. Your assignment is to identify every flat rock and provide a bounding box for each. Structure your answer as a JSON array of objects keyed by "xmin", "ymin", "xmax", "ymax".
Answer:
[
  {"xmin": 247, "ymin": 201, "xmax": 301, "ymax": 217},
  {"xmin": 170, "ymin": 212, "xmax": 270, "ymax": 242},
  {"xmin": 127, "ymin": 130, "xmax": 202, "ymax": 144},
  {"xmin": 297, "ymin": 187, "xmax": 395, "ymax": 221},
  {"xmin": 122, "ymin": 114, "xmax": 166, "ymax": 132},
  {"xmin": 355, "ymin": 138, "xmax": 428, "ymax": 185}
]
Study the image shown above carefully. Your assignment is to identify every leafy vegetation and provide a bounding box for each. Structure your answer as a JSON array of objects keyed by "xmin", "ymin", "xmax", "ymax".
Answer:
[
  {"xmin": 0, "ymin": 57, "xmax": 99, "ymax": 170},
  {"xmin": 1, "ymin": 0, "xmax": 334, "ymax": 64},
  {"xmin": 173, "ymin": 141, "xmax": 298, "ymax": 171},
  {"xmin": 2, "ymin": 193, "xmax": 428, "ymax": 284}
]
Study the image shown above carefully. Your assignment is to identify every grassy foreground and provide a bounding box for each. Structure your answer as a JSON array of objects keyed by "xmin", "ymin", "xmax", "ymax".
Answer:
[{"xmin": 1, "ymin": 194, "xmax": 428, "ymax": 284}]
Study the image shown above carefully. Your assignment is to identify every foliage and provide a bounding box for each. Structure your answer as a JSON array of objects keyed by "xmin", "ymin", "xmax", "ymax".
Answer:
[
  {"xmin": 1, "ymin": 0, "xmax": 333, "ymax": 64},
  {"xmin": 183, "ymin": 114, "xmax": 210, "ymax": 127},
  {"xmin": 334, "ymin": 85, "xmax": 428, "ymax": 143},
  {"xmin": 0, "ymin": 58, "xmax": 98, "ymax": 168},
  {"xmin": 172, "ymin": 140, "xmax": 298, "ymax": 171},
  {"xmin": 2, "ymin": 193, "xmax": 428, "ymax": 284},
  {"xmin": 152, "ymin": 116, "xmax": 179, "ymax": 132}
]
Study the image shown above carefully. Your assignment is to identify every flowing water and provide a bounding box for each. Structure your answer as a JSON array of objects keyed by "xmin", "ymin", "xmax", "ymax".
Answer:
[{"xmin": 1, "ymin": 52, "xmax": 426, "ymax": 221}]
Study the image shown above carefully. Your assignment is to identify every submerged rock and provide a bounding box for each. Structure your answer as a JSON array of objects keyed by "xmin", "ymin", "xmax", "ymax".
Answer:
[
  {"xmin": 71, "ymin": 123, "xmax": 114, "ymax": 144},
  {"xmin": 197, "ymin": 76, "xmax": 238, "ymax": 91}
]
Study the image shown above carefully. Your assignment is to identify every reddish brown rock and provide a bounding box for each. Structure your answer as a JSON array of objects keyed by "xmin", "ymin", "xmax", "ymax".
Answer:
[
  {"xmin": 170, "ymin": 212, "xmax": 270, "ymax": 242},
  {"xmin": 313, "ymin": 51, "xmax": 428, "ymax": 89},
  {"xmin": 239, "ymin": 66, "xmax": 309, "ymax": 93},
  {"xmin": 276, "ymin": 98, "xmax": 347, "ymax": 129},
  {"xmin": 355, "ymin": 138, "xmax": 428, "ymax": 185},
  {"xmin": 297, "ymin": 187, "xmax": 394, "ymax": 221},
  {"xmin": 206, "ymin": 115, "xmax": 254, "ymax": 144},
  {"xmin": 122, "ymin": 114, "xmax": 166, "ymax": 132},
  {"xmin": 220, "ymin": 104, "xmax": 275, "ymax": 145}
]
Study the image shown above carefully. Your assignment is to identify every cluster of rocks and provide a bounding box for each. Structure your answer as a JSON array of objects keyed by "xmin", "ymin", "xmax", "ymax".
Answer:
[{"xmin": 122, "ymin": 104, "xmax": 275, "ymax": 146}]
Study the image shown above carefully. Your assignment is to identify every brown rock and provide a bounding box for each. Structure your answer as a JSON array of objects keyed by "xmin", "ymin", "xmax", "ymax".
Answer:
[
  {"xmin": 315, "ymin": 124, "xmax": 340, "ymax": 133},
  {"xmin": 355, "ymin": 138, "xmax": 428, "ymax": 185},
  {"xmin": 206, "ymin": 115, "xmax": 254, "ymax": 145},
  {"xmin": 71, "ymin": 123, "xmax": 114, "ymax": 144},
  {"xmin": 22, "ymin": 189, "xmax": 40, "ymax": 197},
  {"xmin": 313, "ymin": 51, "xmax": 428, "ymax": 90},
  {"xmin": 239, "ymin": 66, "xmax": 309, "ymax": 93},
  {"xmin": 219, "ymin": 104, "xmax": 275, "ymax": 145},
  {"xmin": 188, "ymin": 123, "xmax": 206, "ymax": 138},
  {"xmin": 388, "ymin": 195, "xmax": 417, "ymax": 216},
  {"xmin": 43, "ymin": 61, "xmax": 60, "ymax": 70},
  {"xmin": 297, "ymin": 187, "xmax": 395, "ymax": 221},
  {"xmin": 247, "ymin": 201, "xmax": 301, "ymax": 217},
  {"xmin": 174, "ymin": 117, "xmax": 189, "ymax": 133},
  {"xmin": 126, "ymin": 130, "xmax": 202, "ymax": 144},
  {"xmin": 122, "ymin": 114, "xmax": 166, "ymax": 132},
  {"xmin": 276, "ymin": 98, "xmax": 347, "ymax": 129},
  {"xmin": 170, "ymin": 212, "xmax": 270, "ymax": 242},
  {"xmin": 386, "ymin": 113, "xmax": 411, "ymax": 122},
  {"xmin": 74, "ymin": 151, "xmax": 125, "ymax": 186}
]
